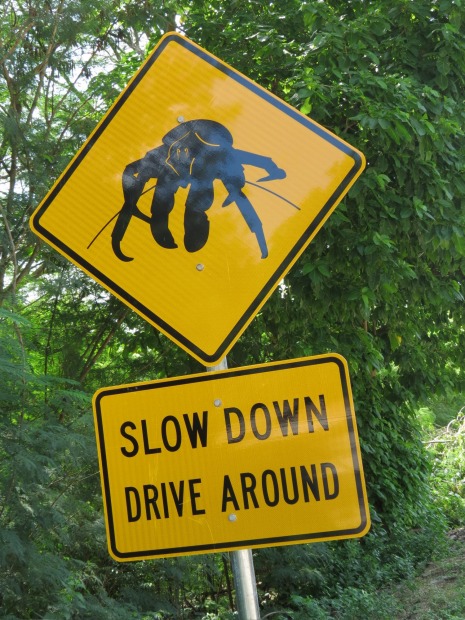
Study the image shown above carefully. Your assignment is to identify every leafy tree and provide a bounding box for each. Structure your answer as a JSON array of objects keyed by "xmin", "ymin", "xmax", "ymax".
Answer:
[
  {"xmin": 1, "ymin": 0, "xmax": 465, "ymax": 617},
  {"xmin": 183, "ymin": 0, "xmax": 465, "ymax": 610},
  {"xmin": 0, "ymin": 2, "xmax": 200, "ymax": 617}
]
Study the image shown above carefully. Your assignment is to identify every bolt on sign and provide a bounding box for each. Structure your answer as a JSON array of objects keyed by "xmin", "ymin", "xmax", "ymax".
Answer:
[
  {"xmin": 30, "ymin": 33, "xmax": 365, "ymax": 365},
  {"xmin": 93, "ymin": 354, "xmax": 370, "ymax": 561}
]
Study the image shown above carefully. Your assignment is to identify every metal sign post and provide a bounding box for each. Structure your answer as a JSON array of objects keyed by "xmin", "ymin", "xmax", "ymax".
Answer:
[
  {"xmin": 206, "ymin": 357, "xmax": 260, "ymax": 620},
  {"xmin": 230, "ymin": 549, "xmax": 261, "ymax": 619}
]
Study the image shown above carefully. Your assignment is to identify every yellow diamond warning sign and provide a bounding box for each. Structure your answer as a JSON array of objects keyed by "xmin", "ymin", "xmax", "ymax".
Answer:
[
  {"xmin": 93, "ymin": 355, "xmax": 370, "ymax": 561},
  {"xmin": 31, "ymin": 33, "xmax": 365, "ymax": 365}
]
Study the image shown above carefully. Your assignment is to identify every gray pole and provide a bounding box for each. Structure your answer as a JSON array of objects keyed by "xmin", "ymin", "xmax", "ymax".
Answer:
[
  {"xmin": 206, "ymin": 358, "xmax": 261, "ymax": 620},
  {"xmin": 229, "ymin": 549, "xmax": 261, "ymax": 619}
]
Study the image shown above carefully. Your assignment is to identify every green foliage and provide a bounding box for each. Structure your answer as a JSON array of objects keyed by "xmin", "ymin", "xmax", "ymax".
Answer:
[
  {"xmin": 1, "ymin": 0, "xmax": 465, "ymax": 617},
  {"xmin": 290, "ymin": 587, "xmax": 401, "ymax": 620},
  {"xmin": 388, "ymin": 534, "xmax": 465, "ymax": 620},
  {"xmin": 253, "ymin": 519, "xmax": 445, "ymax": 616},
  {"xmin": 418, "ymin": 393, "xmax": 465, "ymax": 428},
  {"xmin": 0, "ymin": 305, "xmax": 229, "ymax": 616},
  {"xmin": 427, "ymin": 409, "xmax": 465, "ymax": 527},
  {"xmin": 185, "ymin": 0, "xmax": 465, "ymax": 533}
]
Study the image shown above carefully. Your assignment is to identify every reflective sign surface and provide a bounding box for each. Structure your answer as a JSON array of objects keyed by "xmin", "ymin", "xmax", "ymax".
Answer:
[
  {"xmin": 31, "ymin": 34, "xmax": 365, "ymax": 364},
  {"xmin": 93, "ymin": 355, "xmax": 370, "ymax": 561}
]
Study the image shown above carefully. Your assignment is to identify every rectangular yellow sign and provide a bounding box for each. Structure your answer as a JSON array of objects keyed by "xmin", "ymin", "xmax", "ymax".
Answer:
[{"xmin": 93, "ymin": 355, "xmax": 370, "ymax": 561}]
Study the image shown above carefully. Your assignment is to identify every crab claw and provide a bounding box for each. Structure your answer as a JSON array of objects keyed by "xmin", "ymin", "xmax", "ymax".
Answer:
[{"xmin": 257, "ymin": 167, "xmax": 287, "ymax": 182}]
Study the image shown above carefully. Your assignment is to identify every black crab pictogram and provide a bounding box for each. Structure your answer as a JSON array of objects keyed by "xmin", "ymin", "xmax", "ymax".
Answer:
[{"xmin": 109, "ymin": 119, "xmax": 288, "ymax": 260}]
